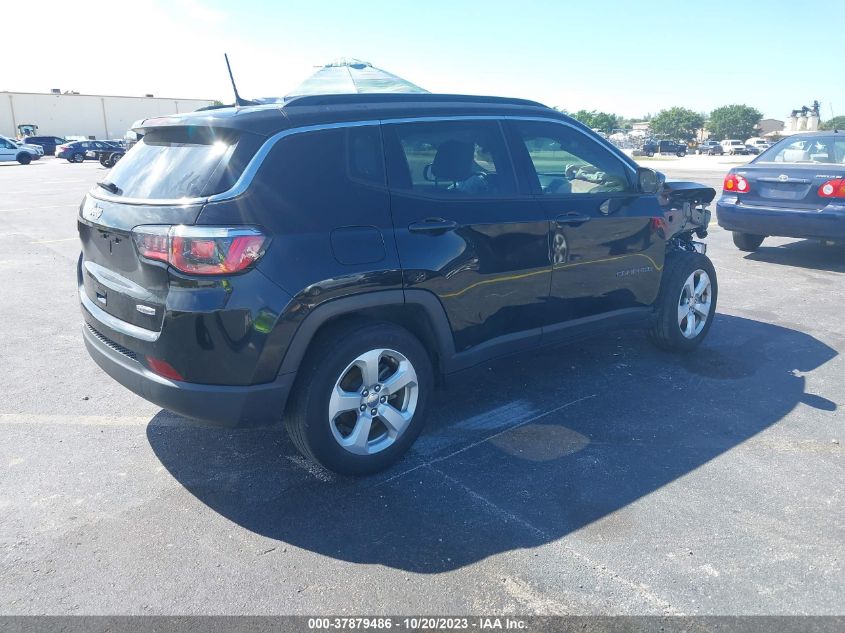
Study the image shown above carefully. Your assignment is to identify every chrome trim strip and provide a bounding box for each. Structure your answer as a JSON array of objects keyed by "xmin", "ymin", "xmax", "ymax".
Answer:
[
  {"xmin": 87, "ymin": 113, "xmax": 635, "ymax": 206},
  {"xmin": 79, "ymin": 286, "xmax": 160, "ymax": 342},
  {"xmin": 88, "ymin": 190, "xmax": 208, "ymax": 206},
  {"xmin": 206, "ymin": 119, "xmax": 381, "ymax": 202}
]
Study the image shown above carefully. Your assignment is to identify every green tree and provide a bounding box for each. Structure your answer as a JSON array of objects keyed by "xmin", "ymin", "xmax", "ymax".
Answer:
[
  {"xmin": 649, "ymin": 107, "xmax": 705, "ymax": 141},
  {"xmin": 707, "ymin": 105, "xmax": 763, "ymax": 140},
  {"xmin": 820, "ymin": 115, "xmax": 845, "ymax": 130},
  {"xmin": 569, "ymin": 109, "xmax": 621, "ymax": 133}
]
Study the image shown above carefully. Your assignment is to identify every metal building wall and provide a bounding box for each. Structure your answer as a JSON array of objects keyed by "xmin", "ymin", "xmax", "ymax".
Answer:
[{"xmin": 0, "ymin": 92, "xmax": 215, "ymax": 139}]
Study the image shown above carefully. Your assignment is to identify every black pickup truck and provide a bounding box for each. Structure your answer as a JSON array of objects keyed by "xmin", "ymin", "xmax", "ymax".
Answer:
[{"xmin": 642, "ymin": 139, "xmax": 687, "ymax": 157}]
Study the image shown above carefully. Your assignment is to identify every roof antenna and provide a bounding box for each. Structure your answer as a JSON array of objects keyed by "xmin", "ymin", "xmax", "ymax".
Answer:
[{"xmin": 225, "ymin": 53, "xmax": 250, "ymax": 107}]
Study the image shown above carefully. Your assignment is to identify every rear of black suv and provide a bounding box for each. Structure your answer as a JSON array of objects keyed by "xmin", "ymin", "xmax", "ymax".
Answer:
[
  {"xmin": 78, "ymin": 118, "xmax": 297, "ymax": 426},
  {"xmin": 80, "ymin": 96, "xmax": 717, "ymax": 476}
]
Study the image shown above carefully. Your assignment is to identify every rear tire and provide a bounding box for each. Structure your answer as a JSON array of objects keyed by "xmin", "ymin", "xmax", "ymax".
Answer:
[
  {"xmin": 71, "ymin": 153, "xmax": 84, "ymax": 163},
  {"xmin": 16, "ymin": 153, "xmax": 31, "ymax": 165},
  {"xmin": 285, "ymin": 320, "xmax": 433, "ymax": 475},
  {"xmin": 732, "ymin": 232, "xmax": 765, "ymax": 251},
  {"xmin": 649, "ymin": 251, "xmax": 718, "ymax": 353}
]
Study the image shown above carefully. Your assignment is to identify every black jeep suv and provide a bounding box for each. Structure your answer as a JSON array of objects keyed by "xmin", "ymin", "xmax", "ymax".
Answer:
[{"xmin": 78, "ymin": 93, "xmax": 717, "ymax": 474}]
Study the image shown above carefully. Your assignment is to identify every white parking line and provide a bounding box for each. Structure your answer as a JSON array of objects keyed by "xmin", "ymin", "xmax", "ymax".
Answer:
[
  {"xmin": 382, "ymin": 393, "xmax": 597, "ymax": 485},
  {"xmin": 0, "ymin": 204, "xmax": 76, "ymax": 213},
  {"xmin": 30, "ymin": 237, "xmax": 78, "ymax": 244},
  {"xmin": 0, "ymin": 413, "xmax": 172, "ymax": 427}
]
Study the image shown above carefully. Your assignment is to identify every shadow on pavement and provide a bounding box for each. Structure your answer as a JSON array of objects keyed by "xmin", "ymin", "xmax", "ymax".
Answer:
[
  {"xmin": 745, "ymin": 239, "xmax": 845, "ymax": 274},
  {"xmin": 147, "ymin": 314, "xmax": 836, "ymax": 573}
]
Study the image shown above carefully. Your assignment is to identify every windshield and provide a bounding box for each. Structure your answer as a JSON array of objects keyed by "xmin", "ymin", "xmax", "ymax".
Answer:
[
  {"xmin": 757, "ymin": 136, "xmax": 845, "ymax": 164},
  {"xmin": 105, "ymin": 127, "xmax": 239, "ymax": 199}
]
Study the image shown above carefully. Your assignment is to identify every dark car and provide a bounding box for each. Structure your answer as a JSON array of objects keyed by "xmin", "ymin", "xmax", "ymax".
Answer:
[
  {"xmin": 717, "ymin": 131, "xmax": 845, "ymax": 250},
  {"xmin": 78, "ymin": 93, "xmax": 717, "ymax": 474},
  {"xmin": 22, "ymin": 135, "xmax": 66, "ymax": 156},
  {"xmin": 642, "ymin": 139, "xmax": 687, "ymax": 157},
  {"xmin": 696, "ymin": 140, "xmax": 724, "ymax": 156},
  {"xmin": 97, "ymin": 142, "xmax": 126, "ymax": 167},
  {"xmin": 57, "ymin": 140, "xmax": 120, "ymax": 163}
]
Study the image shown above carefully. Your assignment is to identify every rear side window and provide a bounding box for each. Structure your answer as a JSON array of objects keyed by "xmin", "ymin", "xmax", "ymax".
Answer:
[
  {"xmin": 105, "ymin": 127, "xmax": 246, "ymax": 199},
  {"xmin": 347, "ymin": 126, "xmax": 386, "ymax": 186},
  {"xmin": 386, "ymin": 120, "xmax": 515, "ymax": 196}
]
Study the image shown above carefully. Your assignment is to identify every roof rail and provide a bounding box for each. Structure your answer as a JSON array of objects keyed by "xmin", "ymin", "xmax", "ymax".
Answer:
[{"xmin": 283, "ymin": 93, "xmax": 549, "ymax": 109}]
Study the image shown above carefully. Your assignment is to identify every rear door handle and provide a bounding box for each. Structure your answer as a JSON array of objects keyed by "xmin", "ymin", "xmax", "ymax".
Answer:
[
  {"xmin": 555, "ymin": 212, "xmax": 591, "ymax": 226},
  {"xmin": 408, "ymin": 218, "xmax": 458, "ymax": 234}
]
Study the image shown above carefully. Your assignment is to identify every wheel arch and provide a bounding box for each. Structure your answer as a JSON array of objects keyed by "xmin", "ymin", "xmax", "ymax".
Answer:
[{"xmin": 276, "ymin": 290, "xmax": 455, "ymax": 382}]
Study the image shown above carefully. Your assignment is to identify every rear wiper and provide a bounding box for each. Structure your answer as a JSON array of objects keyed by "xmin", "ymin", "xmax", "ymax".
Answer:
[{"xmin": 97, "ymin": 181, "xmax": 121, "ymax": 195}]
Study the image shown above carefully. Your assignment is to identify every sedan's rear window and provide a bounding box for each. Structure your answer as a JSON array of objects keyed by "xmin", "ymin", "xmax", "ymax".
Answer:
[
  {"xmin": 757, "ymin": 136, "xmax": 845, "ymax": 164},
  {"xmin": 105, "ymin": 127, "xmax": 242, "ymax": 199}
]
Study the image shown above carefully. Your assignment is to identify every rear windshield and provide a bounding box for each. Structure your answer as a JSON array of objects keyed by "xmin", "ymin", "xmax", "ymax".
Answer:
[
  {"xmin": 757, "ymin": 136, "xmax": 845, "ymax": 164},
  {"xmin": 105, "ymin": 127, "xmax": 241, "ymax": 199}
]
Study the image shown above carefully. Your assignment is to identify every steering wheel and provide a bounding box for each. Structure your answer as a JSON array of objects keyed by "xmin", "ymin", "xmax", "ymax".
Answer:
[{"xmin": 564, "ymin": 164, "xmax": 579, "ymax": 180}]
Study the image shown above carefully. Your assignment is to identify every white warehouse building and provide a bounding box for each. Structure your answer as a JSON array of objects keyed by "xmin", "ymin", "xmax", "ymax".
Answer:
[{"xmin": 1, "ymin": 91, "xmax": 215, "ymax": 140}]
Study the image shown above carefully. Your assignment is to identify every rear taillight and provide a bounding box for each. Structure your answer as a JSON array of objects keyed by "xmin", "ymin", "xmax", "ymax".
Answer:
[
  {"xmin": 132, "ymin": 225, "xmax": 268, "ymax": 275},
  {"xmin": 724, "ymin": 173, "xmax": 750, "ymax": 193},
  {"xmin": 818, "ymin": 179, "xmax": 845, "ymax": 199}
]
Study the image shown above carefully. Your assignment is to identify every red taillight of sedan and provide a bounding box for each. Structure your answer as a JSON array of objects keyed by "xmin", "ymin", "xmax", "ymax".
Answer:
[
  {"xmin": 818, "ymin": 179, "xmax": 845, "ymax": 199},
  {"xmin": 724, "ymin": 173, "xmax": 750, "ymax": 193}
]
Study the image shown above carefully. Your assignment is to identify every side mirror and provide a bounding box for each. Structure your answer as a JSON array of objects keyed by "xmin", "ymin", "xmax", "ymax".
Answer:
[{"xmin": 637, "ymin": 167, "xmax": 661, "ymax": 194}]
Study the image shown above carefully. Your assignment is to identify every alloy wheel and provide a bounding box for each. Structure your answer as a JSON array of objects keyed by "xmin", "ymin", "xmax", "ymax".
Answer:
[
  {"xmin": 328, "ymin": 348, "xmax": 418, "ymax": 455},
  {"xmin": 678, "ymin": 269, "xmax": 712, "ymax": 339}
]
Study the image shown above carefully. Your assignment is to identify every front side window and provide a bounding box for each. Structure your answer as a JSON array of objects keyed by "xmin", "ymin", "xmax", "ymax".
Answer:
[
  {"xmin": 513, "ymin": 121, "xmax": 633, "ymax": 195},
  {"xmin": 388, "ymin": 120, "xmax": 514, "ymax": 196}
]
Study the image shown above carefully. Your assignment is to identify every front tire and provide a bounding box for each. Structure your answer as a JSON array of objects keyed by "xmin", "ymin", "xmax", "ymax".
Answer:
[
  {"xmin": 649, "ymin": 252, "xmax": 717, "ymax": 352},
  {"xmin": 732, "ymin": 232, "xmax": 765, "ymax": 251},
  {"xmin": 17, "ymin": 153, "xmax": 32, "ymax": 165},
  {"xmin": 285, "ymin": 320, "xmax": 433, "ymax": 475}
]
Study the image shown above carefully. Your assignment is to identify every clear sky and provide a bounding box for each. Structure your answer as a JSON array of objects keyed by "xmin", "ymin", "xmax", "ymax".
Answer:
[{"xmin": 4, "ymin": 0, "xmax": 841, "ymax": 121}]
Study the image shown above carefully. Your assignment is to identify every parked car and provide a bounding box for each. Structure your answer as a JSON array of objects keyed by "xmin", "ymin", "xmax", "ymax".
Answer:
[
  {"xmin": 745, "ymin": 137, "xmax": 771, "ymax": 151},
  {"xmin": 697, "ymin": 140, "xmax": 724, "ymax": 155},
  {"xmin": 78, "ymin": 93, "xmax": 718, "ymax": 474},
  {"xmin": 721, "ymin": 139, "xmax": 748, "ymax": 155},
  {"xmin": 57, "ymin": 140, "xmax": 121, "ymax": 163},
  {"xmin": 717, "ymin": 131, "xmax": 845, "ymax": 250},
  {"xmin": 98, "ymin": 143, "xmax": 126, "ymax": 168},
  {"xmin": 745, "ymin": 145, "xmax": 762, "ymax": 155},
  {"xmin": 0, "ymin": 135, "xmax": 42, "ymax": 164},
  {"xmin": 642, "ymin": 138, "xmax": 687, "ymax": 157},
  {"xmin": 22, "ymin": 135, "xmax": 66, "ymax": 156}
]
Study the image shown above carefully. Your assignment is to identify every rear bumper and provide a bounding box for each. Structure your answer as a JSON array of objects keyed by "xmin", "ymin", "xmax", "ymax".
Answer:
[
  {"xmin": 83, "ymin": 322, "xmax": 295, "ymax": 427},
  {"xmin": 716, "ymin": 199, "xmax": 845, "ymax": 240}
]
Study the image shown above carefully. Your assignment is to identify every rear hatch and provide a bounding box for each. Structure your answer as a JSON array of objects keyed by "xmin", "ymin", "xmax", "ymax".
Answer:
[
  {"xmin": 78, "ymin": 125, "xmax": 260, "ymax": 333},
  {"xmin": 736, "ymin": 136, "xmax": 845, "ymax": 210}
]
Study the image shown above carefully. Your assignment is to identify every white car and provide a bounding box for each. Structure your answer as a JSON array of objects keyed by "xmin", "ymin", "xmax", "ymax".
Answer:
[
  {"xmin": 720, "ymin": 139, "xmax": 748, "ymax": 155},
  {"xmin": 0, "ymin": 135, "xmax": 43, "ymax": 164},
  {"xmin": 745, "ymin": 137, "xmax": 771, "ymax": 151}
]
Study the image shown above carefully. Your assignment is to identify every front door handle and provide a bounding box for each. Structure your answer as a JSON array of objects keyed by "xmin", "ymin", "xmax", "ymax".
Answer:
[
  {"xmin": 408, "ymin": 218, "xmax": 458, "ymax": 234},
  {"xmin": 555, "ymin": 212, "xmax": 591, "ymax": 226}
]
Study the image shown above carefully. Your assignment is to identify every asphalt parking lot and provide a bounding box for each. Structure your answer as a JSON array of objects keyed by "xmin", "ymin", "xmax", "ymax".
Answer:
[{"xmin": 1, "ymin": 156, "xmax": 843, "ymax": 615}]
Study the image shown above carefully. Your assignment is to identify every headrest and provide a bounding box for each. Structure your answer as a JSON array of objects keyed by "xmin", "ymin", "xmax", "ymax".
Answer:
[{"xmin": 432, "ymin": 140, "xmax": 475, "ymax": 181}]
